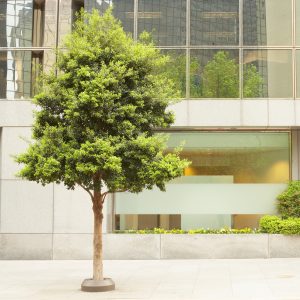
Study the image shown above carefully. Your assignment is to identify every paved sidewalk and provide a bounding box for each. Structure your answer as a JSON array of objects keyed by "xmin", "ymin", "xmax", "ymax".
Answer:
[{"xmin": 1, "ymin": 259, "xmax": 300, "ymax": 300}]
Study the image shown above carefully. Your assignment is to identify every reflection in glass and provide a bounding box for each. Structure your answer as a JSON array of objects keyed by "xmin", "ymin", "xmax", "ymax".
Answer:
[
  {"xmin": 115, "ymin": 214, "xmax": 268, "ymax": 230},
  {"xmin": 191, "ymin": 0, "xmax": 239, "ymax": 45},
  {"xmin": 138, "ymin": 0, "xmax": 186, "ymax": 46},
  {"xmin": 160, "ymin": 50, "xmax": 186, "ymax": 98},
  {"xmin": 243, "ymin": 50, "xmax": 292, "ymax": 98},
  {"xmin": 115, "ymin": 214, "xmax": 181, "ymax": 230},
  {"xmin": 84, "ymin": 0, "xmax": 134, "ymax": 35},
  {"xmin": 297, "ymin": 0, "xmax": 300, "ymax": 45},
  {"xmin": 243, "ymin": 0, "xmax": 292, "ymax": 46},
  {"xmin": 190, "ymin": 50, "xmax": 239, "ymax": 98},
  {"xmin": 0, "ymin": 51, "xmax": 42, "ymax": 99},
  {"xmin": 297, "ymin": 51, "xmax": 300, "ymax": 98},
  {"xmin": 0, "ymin": 0, "xmax": 33, "ymax": 47},
  {"xmin": 168, "ymin": 132, "xmax": 290, "ymax": 184}
]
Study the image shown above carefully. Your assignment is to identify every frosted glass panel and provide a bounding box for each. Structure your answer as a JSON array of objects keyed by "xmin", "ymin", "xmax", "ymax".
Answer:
[
  {"xmin": 169, "ymin": 132, "xmax": 290, "ymax": 184},
  {"xmin": 115, "ymin": 183, "xmax": 286, "ymax": 214}
]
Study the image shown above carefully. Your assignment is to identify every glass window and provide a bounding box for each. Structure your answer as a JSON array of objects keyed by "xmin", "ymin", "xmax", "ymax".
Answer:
[
  {"xmin": 243, "ymin": 0, "xmax": 292, "ymax": 46},
  {"xmin": 115, "ymin": 132, "xmax": 290, "ymax": 230},
  {"xmin": 0, "ymin": 51, "xmax": 42, "ymax": 99},
  {"xmin": 138, "ymin": 0, "xmax": 186, "ymax": 46},
  {"xmin": 169, "ymin": 132, "xmax": 290, "ymax": 184},
  {"xmin": 297, "ymin": 0, "xmax": 300, "ymax": 45},
  {"xmin": 190, "ymin": 50, "xmax": 239, "ymax": 98},
  {"xmin": 191, "ymin": 0, "xmax": 239, "ymax": 46},
  {"xmin": 0, "ymin": 0, "xmax": 33, "ymax": 47},
  {"xmin": 297, "ymin": 51, "xmax": 300, "ymax": 98},
  {"xmin": 243, "ymin": 50, "xmax": 293, "ymax": 98},
  {"xmin": 4, "ymin": 0, "xmax": 56, "ymax": 48},
  {"xmin": 115, "ymin": 214, "xmax": 264, "ymax": 230},
  {"xmin": 84, "ymin": 0, "xmax": 134, "ymax": 36},
  {"xmin": 160, "ymin": 49, "xmax": 186, "ymax": 98}
]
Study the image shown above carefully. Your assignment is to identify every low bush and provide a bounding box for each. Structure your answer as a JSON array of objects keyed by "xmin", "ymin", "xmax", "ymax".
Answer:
[
  {"xmin": 114, "ymin": 227, "xmax": 259, "ymax": 234},
  {"xmin": 277, "ymin": 181, "xmax": 300, "ymax": 218},
  {"xmin": 260, "ymin": 215, "xmax": 300, "ymax": 234}
]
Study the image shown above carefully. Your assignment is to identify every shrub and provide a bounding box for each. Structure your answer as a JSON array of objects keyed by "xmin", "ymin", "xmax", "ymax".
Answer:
[
  {"xmin": 277, "ymin": 181, "xmax": 300, "ymax": 218},
  {"xmin": 114, "ymin": 227, "xmax": 259, "ymax": 234},
  {"xmin": 259, "ymin": 215, "xmax": 300, "ymax": 235},
  {"xmin": 259, "ymin": 215, "xmax": 282, "ymax": 233}
]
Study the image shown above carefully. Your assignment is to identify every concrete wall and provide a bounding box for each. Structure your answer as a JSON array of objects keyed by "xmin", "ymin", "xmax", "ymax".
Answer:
[
  {"xmin": 1, "ymin": 234, "xmax": 300, "ymax": 260},
  {"xmin": 0, "ymin": 100, "xmax": 299, "ymax": 259}
]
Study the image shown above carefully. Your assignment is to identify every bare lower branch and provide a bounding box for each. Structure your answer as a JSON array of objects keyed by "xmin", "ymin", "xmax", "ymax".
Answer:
[
  {"xmin": 77, "ymin": 182, "xmax": 93, "ymax": 198},
  {"xmin": 101, "ymin": 192, "xmax": 109, "ymax": 204}
]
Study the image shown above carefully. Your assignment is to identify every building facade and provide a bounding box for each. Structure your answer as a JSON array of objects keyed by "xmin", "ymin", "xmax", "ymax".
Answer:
[{"xmin": 0, "ymin": 0, "xmax": 300, "ymax": 258}]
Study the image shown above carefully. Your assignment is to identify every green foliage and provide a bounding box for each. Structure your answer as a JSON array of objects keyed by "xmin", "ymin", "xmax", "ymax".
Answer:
[
  {"xmin": 259, "ymin": 216, "xmax": 283, "ymax": 233},
  {"xmin": 202, "ymin": 51, "xmax": 239, "ymax": 98},
  {"xmin": 114, "ymin": 227, "xmax": 259, "ymax": 234},
  {"xmin": 243, "ymin": 64, "xmax": 263, "ymax": 98},
  {"xmin": 259, "ymin": 215, "xmax": 300, "ymax": 235},
  {"xmin": 192, "ymin": 51, "xmax": 262, "ymax": 98},
  {"xmin": 277, "ymin": 181, "xmax": 300, "ymax": 218},
  {"xmin": 16, "ymin": 9, "xmax": 189, "ymax": 195}
]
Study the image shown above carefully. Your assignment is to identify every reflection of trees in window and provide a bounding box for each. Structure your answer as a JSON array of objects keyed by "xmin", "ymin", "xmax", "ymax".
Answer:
[
  {"xmin": 243, "ymin": 64, "xmax": 263, "ymax": 98},
  {"xmin": 161, "ymin": 52, "xmax": 186, "ymax": 98},
  {"xmin": 191, "ymin": 51, "xmax": 262, "ymax": 98},
  {"xmin": 202, "ymin": 51, "xmax": 239, "ymax": 98}
]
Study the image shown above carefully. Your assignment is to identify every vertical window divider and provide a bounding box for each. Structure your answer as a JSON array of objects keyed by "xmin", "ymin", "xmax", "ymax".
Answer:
[
  {"xmin": 186, "ymin": 0, "xmax": 190, "ymax": 101},
  {"xmin": 239, "ymin": 0, "xmax": 243, "ymax": 100},
  {"xmin": 292, "ymin": 0, "xmax": 296, "ymax": 100},
  {"xmin": 134, "ymin": 0, "xmax": 138, "ymax": 41}
]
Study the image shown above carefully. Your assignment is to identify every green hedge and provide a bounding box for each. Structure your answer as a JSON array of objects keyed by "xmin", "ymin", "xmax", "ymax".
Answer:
[
  {"xmin": 260, "ymin": 215, "xmax": 300, "ymax": 234},
  {"xmin": 114, "ymin": 227, "xmax": 259, "ymax": 234},
  {"xmin": 277, "ymin": 181, "xmax": 300, "ymax": 218}
]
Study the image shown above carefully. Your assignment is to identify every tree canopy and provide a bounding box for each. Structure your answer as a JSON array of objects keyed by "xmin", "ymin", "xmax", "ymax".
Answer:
[
  {"xmin": 191, "ymin": 51, "xmax": 263, "ymax": 98},
  {"xmin": 16, "ymin": 9, "xmax": 189, "ymax": 196}
]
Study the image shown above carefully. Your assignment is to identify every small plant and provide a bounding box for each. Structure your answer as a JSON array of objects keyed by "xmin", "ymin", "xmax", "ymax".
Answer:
[
  {"xmin": 260, "ymin": 215, "xmax": 283, "ymax": 233},
  {"xmin": 277, "ymin": 181, "xmax": 300, "ymax": 218},
  {"xmin": 259, "ymin": 215, "xmax": 300, "ymax": 235},
  {"xmin": 114, "ymin": 227, "xmax": 259, "ymax": 234}
]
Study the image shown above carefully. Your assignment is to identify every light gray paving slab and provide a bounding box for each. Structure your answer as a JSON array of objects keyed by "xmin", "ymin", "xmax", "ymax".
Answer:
[
  {"xmin": 0, "ymin": 127, "xmax": 32, "ymax": 180},
  {"xmin": 53, "ymin": 234, "xmax": 93, "ymax": 260},
  {"xmin": 269, "ymin": 235, "xmax": 300, "ymax": 258},
  {"xmin": 189, "ymin": 100, "xmax": 241, "ymax": 127},
  {"xmin": 161, "ymin": 234, "xmax": 269, "ymax": 259},
  {"xmin": 1, "ymin": 259, "xmax": 300, "ymax": 300},
  {"xmin": 0, "ymin": 234, "xmax": 52, "ymax": 259},
  {"xmin": 268, "ymin": 100, "xmax": 295, "ymax": 126},
  {"xmin": 0, "ymin": 101, "xmax": 34, "ymax": 127},
  {"xmin": 0, "ymin": 180, "xmax": 53, "ymax": 233},
  {"xmin": 103, "ymin": 234, "xmax": 160, "ymax": 259},
  {"xmin": 53, "ymin": 184, "xmax": 93, "ymax": 233},
  {"xmin": 242, "ymin": 100, "xmax": 268, "ymax": 126}
]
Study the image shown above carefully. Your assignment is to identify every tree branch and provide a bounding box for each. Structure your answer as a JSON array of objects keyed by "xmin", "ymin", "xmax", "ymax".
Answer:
[
  {"xmin": 77, "ymin": 182, "xmax": 93, "ymax": 198},
  {"xmin": 101, "ymin": 190, "xmax": 128, "ymax": 204},
  {"xmin": 101, "ymin": 191, "xmax": 109, "ymax": 204}
]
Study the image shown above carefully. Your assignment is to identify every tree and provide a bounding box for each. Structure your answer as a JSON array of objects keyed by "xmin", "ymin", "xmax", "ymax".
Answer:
[
  {"xmin": 192, "ymin": 51, "xmax": 263, "ymax": 98},
  {"xmin": 16, "ymin": 9, "xmax": 189, "ymax": 292},
  {"xmin": 202, "ymin": 51, "xmax": 239, "ymax": 98},
  {"xmin": 243, "ymin": 64, "xmax": 263, "ymax": 98}
]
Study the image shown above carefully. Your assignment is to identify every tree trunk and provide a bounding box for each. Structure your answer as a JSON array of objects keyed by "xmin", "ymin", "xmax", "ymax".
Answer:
[{"xmin": 92, "ymin": 192, "xmax": 103, "ymax": 281}]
